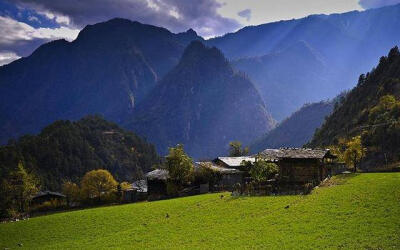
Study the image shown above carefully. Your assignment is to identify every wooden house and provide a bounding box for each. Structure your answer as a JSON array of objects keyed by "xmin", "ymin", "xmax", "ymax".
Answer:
[
  {"xmin": 195, "ymin": 162, "xmax": 244, "ymax": 191},
  {"xmin": 31, "ymin": 191, "xmax": 66, "ymax": 205},
  {"xmin": 145, "ymin": 169, "xmax": 169, "ymax": 200},
  {"xmin": 258, "ymin": 148, "xmax": 337, "ymax": 185},
  {"xmin": 122, "ymin": 180, "xmax": 148, "ymax": 203}
]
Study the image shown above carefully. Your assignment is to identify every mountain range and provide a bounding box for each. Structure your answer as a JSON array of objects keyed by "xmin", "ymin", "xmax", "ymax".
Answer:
[
  {"xmin": 208, "ymin": 4, "xmax": 400, "ymax": 120},
  {"xmin": 1, "ymin": 5, "xmax": 400, "ymax": 158},
  {"xmin": 0, "ymin": 18, "xmax": 202, "ymax": 144}
]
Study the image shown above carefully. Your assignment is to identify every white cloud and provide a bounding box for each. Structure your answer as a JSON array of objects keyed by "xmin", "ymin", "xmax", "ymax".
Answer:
[
  {"xmin": 0, "ymin": 16, "xmax": 79, "ymax": 65},
  {"xmin": 0, "ymin": 52, "xmax": 20, "ymax": 66},
  {"xmin": 0, "ymin": 16, "xmax": 78, "ymax": 44},
  {"xmin": 217, "ymin": 0, "xmax": 363, "ymax": 26}
]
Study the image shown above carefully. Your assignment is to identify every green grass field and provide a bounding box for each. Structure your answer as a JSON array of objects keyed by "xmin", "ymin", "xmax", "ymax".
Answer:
[{"xmin": 1, "ymin": 173, "xmax": 399, "ymax": 249}]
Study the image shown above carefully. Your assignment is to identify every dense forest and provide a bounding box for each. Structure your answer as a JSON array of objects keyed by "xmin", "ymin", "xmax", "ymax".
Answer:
[
  {"xmin": 0, "ymin": 115, "xmax": 160, "ymax": 190},
  {"xmin": 309, "ymin": 47, "xmax": 400, "ymax": 167}
]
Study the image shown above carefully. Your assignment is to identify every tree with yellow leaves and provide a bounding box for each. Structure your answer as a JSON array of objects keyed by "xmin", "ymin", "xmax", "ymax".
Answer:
[
  {"xmin": 344, "ymin": 136, "xmax": 366, "ymax": 172},
  {"xmin": 80, "ymin": 169, "xmax": 118, "ymax": 202}
]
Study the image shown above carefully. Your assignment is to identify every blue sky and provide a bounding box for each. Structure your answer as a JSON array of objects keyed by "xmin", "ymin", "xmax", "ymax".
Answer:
[{"xmin": 0, "ymin": 0, "xmax": 399, "ymax": 65}]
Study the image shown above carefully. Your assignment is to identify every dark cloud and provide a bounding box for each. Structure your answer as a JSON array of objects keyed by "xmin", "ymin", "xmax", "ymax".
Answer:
[
  {"xmin": 359, "ymin": 0, "xmax": 400, "ymax": 9},
  {"xmin": 8, "ymin": 0, "xmax": 241, "ymax": 38},
  {"xmin": 238, "ymin": 9, "xmax": 251, "ymax": 21}
]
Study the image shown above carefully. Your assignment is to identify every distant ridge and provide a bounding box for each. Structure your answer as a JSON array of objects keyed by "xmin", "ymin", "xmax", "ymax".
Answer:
[{"xmin": 128, "ymin": 41, "xmax": 275, "ymax": 158}]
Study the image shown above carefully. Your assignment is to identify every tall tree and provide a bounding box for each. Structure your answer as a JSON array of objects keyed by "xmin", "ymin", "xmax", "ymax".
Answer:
[
  {"xmin": 344, "ymin": 136, "xmax": 365, "ymax": 172},
  {"xmin": 229, "ymin": 141, "xmax": 249, "ymax": 157},
  {"xmin": 3, "ymin": 162, "xmax": 39, "ymax": 215},
  {"xmin": 165, "ymin": 144, "xmax": 194, "ymax": 188}
]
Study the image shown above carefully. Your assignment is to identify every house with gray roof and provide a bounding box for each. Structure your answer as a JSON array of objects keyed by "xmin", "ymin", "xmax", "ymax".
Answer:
[{"xmin": 258, "ymin": 148, "xmax": 337, "ymax": 184}]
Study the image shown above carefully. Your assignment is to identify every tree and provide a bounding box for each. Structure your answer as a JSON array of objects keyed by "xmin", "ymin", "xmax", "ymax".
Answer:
[
  {"xmin": 344, "ymin": 136, "xmax": 365, "ymax": 172},
  {"xmin": 6, "ymin": 162, "xmax": 39, "ymax": 214},
  {"xmin": 119, "ymin": 182, "xmax": 132, "ymax": 191},
  {"xmin": 229, "ymin": 141, "xmax": 249, "ymax": 157},
  {"xmin": 62, "ymin": 181, "xmax": 80, "ymax": 206},
  {"xmin": 242, "ymin": 157, "xmax": 279, "ymax": 184},
  {"xmin": 165, "ymin": 144, "xmax": 193, "ymax": 189},
  {"xmin": 80, "ymin": 169, "xmax": 118, "ymax": 202}
]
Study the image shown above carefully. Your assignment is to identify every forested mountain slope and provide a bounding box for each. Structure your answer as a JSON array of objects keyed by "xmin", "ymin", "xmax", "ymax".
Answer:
[
  {"xmin": 0, "ymin": 116, "xmax": 160, "ymax": 190},
  {"xmin": 309, "ymin": 47, "xmax": 400, "ymax": 165},
  {"xmin": 127, "ymin": 41, "xmax": 275, "ymax": 158}
]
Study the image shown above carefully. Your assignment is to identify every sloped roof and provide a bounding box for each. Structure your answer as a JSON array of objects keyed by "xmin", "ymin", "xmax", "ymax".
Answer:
[
  {"xmin": 195, "ymin": 162, "xmax": 242, "ymax": 174},
  {"xmin": 33, "ymin": 191, "xmax": 66, "ymax": 199},
  {"xmin": 259, "ymin": 148, "xmax": 332, "ymax": 160},
  {"xmin": 216, "ymin": 157, "xmax": 255, "ymax": 167},
  {"xmin": 131, "ymin": 180, "xmax": 148, "ymax": 192},
  {"xmin": 145, "ymin": 169, "xmax": 169, "ymax": 181}
]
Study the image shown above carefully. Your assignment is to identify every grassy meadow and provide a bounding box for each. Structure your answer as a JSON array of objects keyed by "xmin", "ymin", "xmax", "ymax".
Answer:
[{"xmin": 0, "ymin": 173, "xmax": 399, "ymax": 249}]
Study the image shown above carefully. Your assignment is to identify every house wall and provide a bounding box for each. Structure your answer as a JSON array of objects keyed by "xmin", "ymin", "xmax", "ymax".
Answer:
[
  {"xmin": 278, "ymin": 159, "xmax": 326, "ymax": 184},
  {"xmin": 31, "ymin": 195, "xmax": 66, "ymax": 205},
  {"xmin": 147, "ymin": 179, "xmax": 168, "ymax": 200},
  {"xmin": 219, "ymin": 173, "xmax": 243, "ymax": 191}
]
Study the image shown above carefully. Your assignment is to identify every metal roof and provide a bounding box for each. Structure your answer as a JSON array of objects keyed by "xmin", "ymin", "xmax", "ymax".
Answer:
[{"xmin": 216, "ymin": 157, "xmax": 255, "ymax": 167}]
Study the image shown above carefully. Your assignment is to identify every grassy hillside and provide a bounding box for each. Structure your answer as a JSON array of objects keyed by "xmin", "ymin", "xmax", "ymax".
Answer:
[{"xmin": 1, "ymin": 173, "xmax": 399, "ymax": 249}]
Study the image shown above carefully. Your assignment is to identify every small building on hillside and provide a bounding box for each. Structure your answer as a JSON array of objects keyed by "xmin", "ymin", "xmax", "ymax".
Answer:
[
  {"xmin": 195, "ymin": 162, "xmax": 244, "ymax": 191},
  {"xmin": 214, "ymin": 156, "xmax": 255, "ymax": 170},
  {"xmin": 31, "ymin": 191, "xmax": 66, "ymax": 206},
  {"xmin": 122, "ymin": 180, "xmax": 148, "ymax": 203},
  {"xmin": 258, "ymin": 148, "xmax": 337, "ymax": 185},
  {"xmin": 146, "ymin": 169, "xmax": 169, "ymax": 200}
]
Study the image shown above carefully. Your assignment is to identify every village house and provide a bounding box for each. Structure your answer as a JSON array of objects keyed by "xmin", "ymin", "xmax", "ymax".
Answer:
[
  {"xmin": 31, "ymin": 191, "xmax": 66, "ymax": 206},
  {"xmin": 258, "ymin": 148, "xmax": 338, "ymax": 185},
  {"xmin": 194, "ymin": 161, "xmax": 244, "ymax": 191},
  {"xmin": 144, "ymin": 148, "xmax": 341, "ymax": 199},
  {"xmin": 122, "ymin": 180, "xmax": 148, "ymax": 203},
  {"xmin": 146, "ymin": 169, "xmax": 169, "ymax": 200}
]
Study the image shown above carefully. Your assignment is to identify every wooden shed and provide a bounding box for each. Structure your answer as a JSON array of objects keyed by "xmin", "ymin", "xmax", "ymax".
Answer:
[
  {"xmin": 145, "ymin": 169, "xmax": 169, "ymax": 200},
  {"xmin": 195, "ymin": 162, "xmax": 244, "ymax": 191},
  {"xmin": 259, "ymin": 148, "xmax": 337, "ymax": 185},
  {"xmin": 31, "ymin": 191, "xmax": 66, "ymax": 205}
]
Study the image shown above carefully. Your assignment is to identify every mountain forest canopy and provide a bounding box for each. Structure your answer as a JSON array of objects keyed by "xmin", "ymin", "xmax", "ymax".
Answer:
[{"xmin": 0, "ymin": 115, "xmax": 160, "ymax": 190}]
